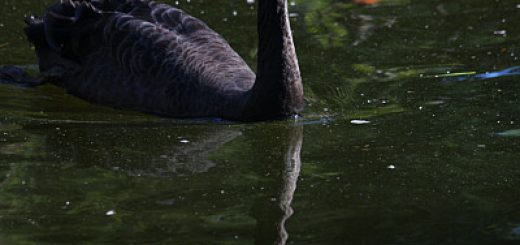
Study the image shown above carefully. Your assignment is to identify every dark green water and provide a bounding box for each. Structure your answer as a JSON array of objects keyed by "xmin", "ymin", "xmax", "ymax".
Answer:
[{"xmin": 1, "ymin": 0, "xmax": 520, "ymax": 244}]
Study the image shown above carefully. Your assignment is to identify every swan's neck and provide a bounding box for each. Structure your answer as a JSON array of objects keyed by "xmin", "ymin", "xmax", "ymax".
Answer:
[{"xmin": 242, "ymin": 0, "xmax": 304, "ymax": 120}]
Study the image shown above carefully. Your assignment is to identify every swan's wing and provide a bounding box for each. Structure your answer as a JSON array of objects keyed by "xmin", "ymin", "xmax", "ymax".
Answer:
[
  {"xmin": 32, "ymin": 0, "xmax": 255, "ymax": 90},
  {"xmin": 27, "ymin": 0, "xmax": 256, "ymax": 115}
]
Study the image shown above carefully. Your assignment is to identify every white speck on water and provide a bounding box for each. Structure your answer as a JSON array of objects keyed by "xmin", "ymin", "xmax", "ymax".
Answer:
[
  {"xmin": 232, "ymin": 10, "xmax": 237, "ymax": 16},
  {"xmin": 220, "ymin": 190, "xmax": 225, "ymax": 194},
  {"xmin": 350, "ymin": 120, "xmax": 371, "ymax": 125},
  {"xmin": 180, "ymin": 139, "xmax": 189, "ymax": 143},
  {"xmin": 246, "ymin": 0, "xmax": 255, "ymax": 4},
  {"xmin": 105, "ymin": 210, "xmax": 116, "ymax": 216},
  {"xmin": 493, "ymin": 30, "xmax": 507, "ymax": 36},
  {"xmin": 387, "ymin": 165, "xmax": 396, "ymax": 170},
  {"xmin": 419, "ymin": 106, "xmax": 424, "ymax": 110},
  {"xmin": 65, "ymin": 201, "xmax": 70, "ymax": 206}
]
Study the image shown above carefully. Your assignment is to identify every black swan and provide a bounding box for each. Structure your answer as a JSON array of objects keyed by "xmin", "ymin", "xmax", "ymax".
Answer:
[{"xmin": 18, "ymin": 0, "xmax": 304, "ymax": 121}]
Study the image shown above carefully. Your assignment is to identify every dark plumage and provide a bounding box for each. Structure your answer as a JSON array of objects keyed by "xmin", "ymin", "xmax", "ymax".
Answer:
[{"xmin": 23, "ymin": 0, "xmax": 304, "ymax": 121}]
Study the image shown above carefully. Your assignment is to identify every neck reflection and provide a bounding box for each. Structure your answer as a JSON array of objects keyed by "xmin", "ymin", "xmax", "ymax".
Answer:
[{"xmin": 252, "ymin": 124, "xmax": 303, "ymax": 245}]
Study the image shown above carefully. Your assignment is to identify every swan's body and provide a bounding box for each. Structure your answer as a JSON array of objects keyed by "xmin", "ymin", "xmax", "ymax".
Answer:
[{"xmin": 24, "ymin": 0, "xmax": 304, "ymax": 121}]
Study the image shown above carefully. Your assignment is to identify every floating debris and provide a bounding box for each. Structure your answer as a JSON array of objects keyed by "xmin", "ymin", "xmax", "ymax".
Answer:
[
  {"xmin": 387, "ymin": 165, "xmax": 396, "ymax": 169},
  {"xmin": 105, "ymin": 210, "xmax": 116, "ymax": 216},
  {"xmin": 350, "ymin": 120, "xmax": 371, "ymax": 125},
  {"xmin": 493, "ymin": 30, "xmax": 507, "ymax": 37},
  {"xmin": 433, "ymin": 71, "xmax": 477, "ymax": 78},
  {"xmin": 496, "ymin": 129, "xmax": 520, "ymax": 137},
  {"xmin": 425, "ymin": 100, "xmax": 445, "ymax": 105}
]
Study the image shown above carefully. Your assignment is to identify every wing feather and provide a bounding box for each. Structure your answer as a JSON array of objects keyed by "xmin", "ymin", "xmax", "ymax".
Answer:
[{"xmin": 27, "ymin": 0, "xmax": 256, "ymax": 116}]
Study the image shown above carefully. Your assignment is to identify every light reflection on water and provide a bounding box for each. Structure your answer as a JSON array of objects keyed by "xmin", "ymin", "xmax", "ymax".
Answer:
[{"xmin": 0, "ymin": 0, "xmax": 520, "ymax": 244}]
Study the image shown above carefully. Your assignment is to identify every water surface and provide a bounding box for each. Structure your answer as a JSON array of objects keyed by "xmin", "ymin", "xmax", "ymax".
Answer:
[{"xmin": 1, "ymin": 0, "xmax": 520, "ymax": 244}]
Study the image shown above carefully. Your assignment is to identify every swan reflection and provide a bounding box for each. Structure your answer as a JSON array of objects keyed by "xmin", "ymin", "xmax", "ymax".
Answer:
[{"xmin": 0, "ymin": 121, "xmax": 303, "ymax": 244}]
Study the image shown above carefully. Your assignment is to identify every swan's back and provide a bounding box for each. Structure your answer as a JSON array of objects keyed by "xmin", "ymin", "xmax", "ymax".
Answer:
[{"xmin": 26, "ymin": 0, "xmax": 256, "ymax": 118}]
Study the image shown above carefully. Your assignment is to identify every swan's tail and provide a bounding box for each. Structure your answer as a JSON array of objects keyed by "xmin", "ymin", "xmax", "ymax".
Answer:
[
  {"xmin": 23, "ymin": 1, "xmax": 110, "ymax": 83},
  {"xmin": 0, "ymin": 66, "xmax": 43, "ymax": 87}
]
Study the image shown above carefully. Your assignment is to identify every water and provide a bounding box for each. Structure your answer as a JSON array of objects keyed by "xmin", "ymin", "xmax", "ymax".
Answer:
[{"xmin": 1, "ymin": 0, "xmax": 520, "ymax": 244}]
